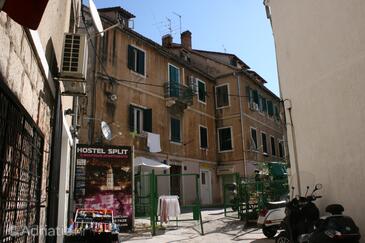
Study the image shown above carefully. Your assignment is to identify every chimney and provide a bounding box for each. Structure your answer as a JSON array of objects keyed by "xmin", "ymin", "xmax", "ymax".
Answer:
[
  {"xmin": 181, "ymin": 30, "xmax": 192, "ymax": 50},
  {"xmin": 162, "ymin": 34, "xmax": 173, "ymax": 47}
]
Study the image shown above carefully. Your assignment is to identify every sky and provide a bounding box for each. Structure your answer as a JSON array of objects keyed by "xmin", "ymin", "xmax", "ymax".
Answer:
[{"xmin": 91, "ymin": 0, "xmax": 279, "ymax": 96}]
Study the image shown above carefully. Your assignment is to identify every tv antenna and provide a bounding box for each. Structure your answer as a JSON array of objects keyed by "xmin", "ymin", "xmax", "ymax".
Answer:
[
  {"xmin": 172, "ymin": 12, "xmax": 182, "ymax": 35},
  {"xmin": 166, "ymin": 17, "xmax": 172, "ymax": 35}
]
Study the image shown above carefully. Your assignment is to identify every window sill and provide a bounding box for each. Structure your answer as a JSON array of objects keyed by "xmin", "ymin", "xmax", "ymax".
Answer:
[
  {"xmin": 170, "ymin": 141, "xmax": 182, "ymax": 145},
  {"xmin": 216, "ymin": 105, "xmax": 230, "ymax": 110},
  {"xmin": 218, "ymin": 149, "xmax": 234, "ymax": 153},
  {"xmin": 130, "ymin": 69, "xmax": 146, "ymax": 79}
]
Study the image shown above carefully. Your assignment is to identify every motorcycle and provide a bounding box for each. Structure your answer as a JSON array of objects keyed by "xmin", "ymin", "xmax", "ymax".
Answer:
[
  {"xmin": 257, "ymin": 200, "xmax": 287, "ymax": 238},
  {"xmin": 276, "ymin": 184, "xmax": 361, "ymax": 243}
]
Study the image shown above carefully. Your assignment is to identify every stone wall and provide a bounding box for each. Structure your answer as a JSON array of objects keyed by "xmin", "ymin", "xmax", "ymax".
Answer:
[{"xmin": 0, "ymin": 11, "xmax": 54, "ymax": 242}]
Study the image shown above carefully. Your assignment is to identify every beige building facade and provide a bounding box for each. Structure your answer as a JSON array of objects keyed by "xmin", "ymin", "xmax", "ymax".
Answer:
[
  {"xmin": 80, "ymin": 6, "xmax": 286, "ymax": 206},
  {"xmin": 265, "ymin": 0, "xmax": 365, "ymax": 237}
]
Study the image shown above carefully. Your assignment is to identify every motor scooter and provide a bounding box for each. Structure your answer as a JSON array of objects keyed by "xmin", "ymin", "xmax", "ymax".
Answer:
[
  {"xmin": 276, "ymin": 184, "xmax": 361, "ymax": 243},
  {"xmin": 257, "ymin": 200, "xmax": 287, "ymax": 238}
]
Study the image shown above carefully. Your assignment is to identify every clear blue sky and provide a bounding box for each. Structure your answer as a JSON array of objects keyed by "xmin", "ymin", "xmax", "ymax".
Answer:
[{"xmin": 92, "ymin": 0, "xmax": 279, "ymax": 96}]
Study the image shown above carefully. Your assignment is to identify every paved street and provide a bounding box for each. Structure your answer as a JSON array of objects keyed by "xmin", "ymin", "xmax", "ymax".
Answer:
[{"xmin": 120, "ymin": 209, "xmax": 274, "ymax": 243}]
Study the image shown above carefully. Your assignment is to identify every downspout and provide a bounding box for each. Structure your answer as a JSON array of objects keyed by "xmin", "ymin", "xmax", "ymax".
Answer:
[
  {"xmin": 46, "ymin": 81, "xmax": 63, "ymax": 243},
  {"xmin": 235, "ymin": 72, "xmax": 247, "ymax": 177}
]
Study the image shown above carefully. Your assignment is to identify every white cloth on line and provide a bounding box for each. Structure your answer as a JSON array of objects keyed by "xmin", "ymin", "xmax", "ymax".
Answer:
[
  {"xmin": 147, "ymin": 132, "xmax": 162, "ymax": 153},
  {"xmin": 157, "ymin": 195, "xmax": 180, "ymax": 223}
]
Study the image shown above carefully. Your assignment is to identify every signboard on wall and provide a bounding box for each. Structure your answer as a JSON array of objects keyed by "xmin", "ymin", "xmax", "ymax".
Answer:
[{"xmin": 75, "ymin": 144, "xmax": 133, "ymax": 231}]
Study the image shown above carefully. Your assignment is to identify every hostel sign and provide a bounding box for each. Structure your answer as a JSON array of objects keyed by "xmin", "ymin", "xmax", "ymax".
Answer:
[{"xmin": 75, "ymin": 144, "xmax": 133, "ymax": 231}]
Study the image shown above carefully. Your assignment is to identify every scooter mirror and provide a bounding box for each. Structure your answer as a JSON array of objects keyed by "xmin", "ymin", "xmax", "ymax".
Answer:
[{"xmin": 314, "ymin": 183, "xmax": 323, "ymax": 191}]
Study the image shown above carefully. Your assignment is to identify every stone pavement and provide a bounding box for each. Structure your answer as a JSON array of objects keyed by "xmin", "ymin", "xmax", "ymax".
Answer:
[{"xmin": 119, "ymin": 209, "xmax": 275, "ymax": 243}]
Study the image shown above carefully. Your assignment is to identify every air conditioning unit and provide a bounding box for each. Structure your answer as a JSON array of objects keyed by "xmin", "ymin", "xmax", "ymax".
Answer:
[
  {"xmin": 60, "ymin": 33, "xmax": 88, "ymax": 95},
  {"xmin": 250, "ymin": 102, "xmax": 259, "ymax": 111},
  {"xmin": 188, "ymin": 76, "xmax": 198, "ymax": 94}
]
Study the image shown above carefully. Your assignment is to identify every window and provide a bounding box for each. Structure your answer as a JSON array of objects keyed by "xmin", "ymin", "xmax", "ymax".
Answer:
[
  {"xmin": 199, "ymin": 125, "xmax": 208, "ymax": 149},
  {"xmin": 274, "ymin": 105, "xmax": 280, "ymax": 121},
  {"xmin": 267, "ymin": 100, "xmax": 274, "ymax": 117},
  {"xmin": 170, "ymin": 117, "xmax": 181, "ymax": 143},
  {"xmin": 168, "ymin": 64, "xmax": 180, "ymax": 97},
  {"xmin": 250, "ymin": 128, "xmax": 258, "ymax": 150},
  {"xmin": 128, "ymin": 104, "xmax": 152, "ymax": 133},
  {"xmin": 261, "ymin": 132, "xmax": 268, "ymax": 153},
  {"xmin": 271, "ymin": 136, "xmax": 276, "ymax": 156},
  {"xmin": 216, "ymin": 84, "xmax": 229, "ymax": 108},
  {"xmin": 197, "ymin": 79, "xmax": 206, "ymax": 103},
  {"xmin": 218, "ymin": 127, "xmax": 233, "ymax": 151},
  {"xmin": 128, "ymin": 45, "xmax": 145, "ymax": 75},
  {"xmin": 279, "ymin": 140, "xmax": 285, "ymax": 158},
  {"xmin": 262, "ymin": 97, "xmax": 267, "ymax": 113},
  {"xmin": 247, "ymin": 87, "xmax": 259, "ymax": 105}
]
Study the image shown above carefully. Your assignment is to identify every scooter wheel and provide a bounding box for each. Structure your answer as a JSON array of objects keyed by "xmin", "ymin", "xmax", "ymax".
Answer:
[
  {"xmin": 262, "ymin": 225, "xmax": 277, "ymax": 238},
  {"xmin": 275, "ymin": 231, "xmax": 290, "ymax": 243}
]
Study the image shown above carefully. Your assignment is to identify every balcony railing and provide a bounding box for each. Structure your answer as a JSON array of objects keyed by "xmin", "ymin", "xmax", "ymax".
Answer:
[{"xmin": 164, "ymin": 82, "xmax": 194, "ymax": 106}]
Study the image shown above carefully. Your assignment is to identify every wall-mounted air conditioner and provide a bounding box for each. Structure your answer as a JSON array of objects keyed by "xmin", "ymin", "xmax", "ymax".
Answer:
[
  {"xmin": 189, "ymin": 76, "xmax": 197, "ymax": 94},
  {"xmin": 250, "ymin": 102, "xmax": 259, "ymax": 111},
  {"xmin": 60, "ymin": 33, "xmax": 88, "ymax": 95}
]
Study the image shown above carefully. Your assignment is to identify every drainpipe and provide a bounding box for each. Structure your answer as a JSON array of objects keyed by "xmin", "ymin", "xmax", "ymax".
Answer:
[
  {"xmin": 67, "ymin": 96, "xmax": 79, "ymax": 222},
  {"xmin": 235, "ymin": 72, "xmax": 247, "ymax": 178}
]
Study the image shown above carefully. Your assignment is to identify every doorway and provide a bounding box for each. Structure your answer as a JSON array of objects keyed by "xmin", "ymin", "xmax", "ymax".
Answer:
[
  {"xmin": 170, "ymin": 165, "xmax": 182, "ymax": 200},
  {"xmin": 200, "ymin": 169, "xmax": 212, "ymax": 205}
]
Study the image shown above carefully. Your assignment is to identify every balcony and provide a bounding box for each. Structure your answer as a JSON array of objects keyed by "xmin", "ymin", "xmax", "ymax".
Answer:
[{"xmin": 164, "ymin": 82, "xmax": 194, "ymax": 112}]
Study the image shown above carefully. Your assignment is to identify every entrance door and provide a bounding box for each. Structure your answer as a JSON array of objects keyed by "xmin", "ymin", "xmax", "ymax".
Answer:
[
  {"xmin": 170, "ymin": 165, "xmax": 182, "ymax": 199},
  {"xmin": 200, "ymin": 170, "xmax": 212, "ymax": 205}
]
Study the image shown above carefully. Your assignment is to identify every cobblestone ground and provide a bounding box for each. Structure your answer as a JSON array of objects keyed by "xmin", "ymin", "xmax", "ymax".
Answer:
[{"xmin": 119, "ymin": 209, "xmax": 275, "ymax": 243}]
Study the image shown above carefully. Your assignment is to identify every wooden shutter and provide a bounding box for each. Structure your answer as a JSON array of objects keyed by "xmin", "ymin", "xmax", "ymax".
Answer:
[
  {"xmin": 129, "ymin": 104, "xmax": 135, "ymax": 131},
  {"xmin": 143, "ymin": 108, "xmax": 152, "ymax": 132},
  {"xmin": 127, "ymin": 45, "xmax": 135, "ymax": 70},
  {"xmin": 137, "ymin": 50, "xmax": 145, "ymax": 75},
  {"xmin": 200, "ymin": 127, "xmax": 208, "ymax": 148},
  {"xmin": 268, "ymin": 100, "xmax": 274, "ymax": 116}
]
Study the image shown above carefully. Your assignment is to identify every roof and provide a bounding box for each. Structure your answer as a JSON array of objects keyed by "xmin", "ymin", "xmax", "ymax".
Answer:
[
  {"xmin": 193, "ymin": 49, "xmax": 250, "ymax": 69},
  {"xmin": 83, "ymin": 5, "xmax": 215, "ymax": 81},
  {"xmin": 98, "ymin": 6, "xmax": 135, "ymax": 19}
]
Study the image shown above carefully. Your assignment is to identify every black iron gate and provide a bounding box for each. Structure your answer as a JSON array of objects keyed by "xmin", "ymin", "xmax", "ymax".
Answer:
[{"xmin": 0, "ymin": 81, "xmax": 44, "ymax": 243}]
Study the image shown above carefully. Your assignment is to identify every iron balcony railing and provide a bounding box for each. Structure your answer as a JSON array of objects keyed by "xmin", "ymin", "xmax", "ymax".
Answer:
[{"xmin": 164, "ymin": 82, "xmax": 194, "ymax": 106}]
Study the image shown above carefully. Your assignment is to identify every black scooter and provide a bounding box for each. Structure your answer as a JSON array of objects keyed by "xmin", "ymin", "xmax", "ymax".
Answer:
[{"xmin": 275, "ymin": 184, "xmax": 361, "ymax": 243}]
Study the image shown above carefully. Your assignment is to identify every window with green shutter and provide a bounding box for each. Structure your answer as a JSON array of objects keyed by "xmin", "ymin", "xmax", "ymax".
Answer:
[
  {"xmin": 271, "ymin": 136, "xmax": 276, "ymax": 156},
  {"xmin": 170, "ymin": 117, "xmax": 181, "ymax": 142},
  {"xmin": 218, "ymin": 127, "xmax": 233, "ymax": 151},
  {"xmin": 200, "ymin": 126, "xmax": 208, "ymax": 149},
  {"xmin": 261, "ymin": 133, "xmax": 268, "ymax": 153},
  {"xmin": 128, "ymin": 104, "xmax": 152, "ymax": 133},
  {"xmin": 267, "ymin": 100, "xmax": 274, "ymax": 116},
  {"xmin": 216, "ymin": 84, "xmax": 229, "ymax": 108},
  {"xmin": 169, "ymin": 64, "xmax": 180, "ymax": 97},
  {"xmin": 127, "ymin": 45, "xmax": 145, "ymax": 75},
  {"xmin": 197, "ymin": 79, "xmax": 206, "ymax": 103}
]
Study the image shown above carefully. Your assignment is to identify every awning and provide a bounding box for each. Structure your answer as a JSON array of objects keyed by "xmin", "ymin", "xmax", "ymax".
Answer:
[{"xmin": 134, "ymin": 156, "xmax": 170, "ymax": 169}]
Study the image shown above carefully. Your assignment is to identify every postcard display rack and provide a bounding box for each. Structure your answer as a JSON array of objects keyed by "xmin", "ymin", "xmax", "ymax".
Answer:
[{"xmin": 65, "ymin": 209, "xmax": 119, "ymax": 242}]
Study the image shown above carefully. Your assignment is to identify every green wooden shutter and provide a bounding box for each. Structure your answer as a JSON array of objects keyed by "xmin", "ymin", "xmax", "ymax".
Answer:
[
  {"xmin": 127, "ymin": 45, "xmax": 135, "ymax": 70},
  {"xmin": 198, "ymin": 81, "xmax": 206, "ymax": 102},
  {"xmin": 268, "ymin": 100, "xmax": 274, "ymax": 116},
  {"xmin": 253, "ymin": 89, "xmax": 259, "ymax": 104},
  {"xmin": 129, "ymin": 104, "xmax": 135, "ymax": 131},
  {"xmin": 200, "ymin": 127, "xmax": 208, "ymax": 148},
  {"xmin": 262, "ymin": 97, "xmax": 267, "ymax": 112},
  {"xmin": 137, "ymin": 50, "xmax": 145, "ymax": 75},
  {"xmin": 143, "ymin": 108, "xmax": 152, "ymax": 132}
]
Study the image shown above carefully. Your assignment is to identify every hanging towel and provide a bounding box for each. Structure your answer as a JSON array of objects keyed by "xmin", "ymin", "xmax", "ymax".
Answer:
[{"xmin": 147, "ymin": 132, "xmax": 161, "ymax": 153}]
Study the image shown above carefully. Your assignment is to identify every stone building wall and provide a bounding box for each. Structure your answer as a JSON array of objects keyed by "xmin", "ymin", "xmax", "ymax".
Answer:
[{"xmin": 0, "ymin": 11, "xmax": 53, "ymax": 242}]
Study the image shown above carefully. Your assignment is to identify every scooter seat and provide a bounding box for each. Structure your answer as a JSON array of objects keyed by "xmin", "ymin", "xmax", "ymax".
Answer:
[{"xmin": 267, "ymin": 200, "xmax": 287, "ymax": 209}]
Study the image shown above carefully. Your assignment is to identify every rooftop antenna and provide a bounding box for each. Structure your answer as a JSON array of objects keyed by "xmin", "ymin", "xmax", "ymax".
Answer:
[
  {"xmin": 172, "ymin": 12, "xmax": 182, "ymax": 35},
  {"xmin": 222, "ymin": 44, "xmax": 227, "ymax": 53},
  {"xmin": 166, "ymin": 17, "xmax": 172, "ymax": 35}
]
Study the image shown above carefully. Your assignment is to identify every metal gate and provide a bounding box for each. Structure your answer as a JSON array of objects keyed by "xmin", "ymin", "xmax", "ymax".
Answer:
[{"xmin": 0, "ymin": 81, "xmax": 44, "ymax": 243}]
